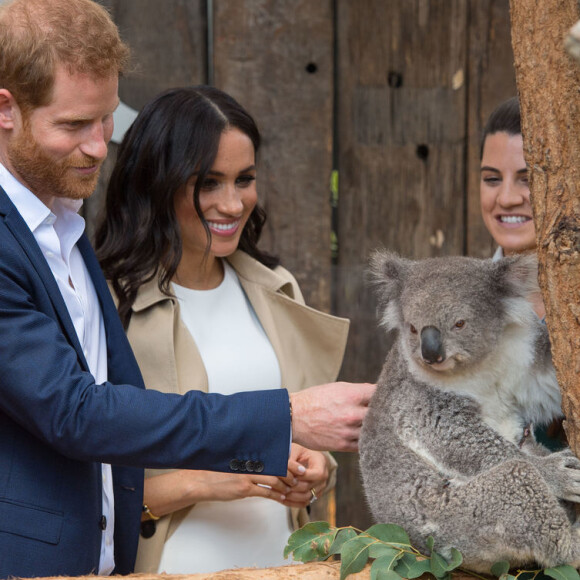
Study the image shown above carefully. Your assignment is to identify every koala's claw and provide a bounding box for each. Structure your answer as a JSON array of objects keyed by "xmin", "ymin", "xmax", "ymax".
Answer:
[{"xmin": 537, "ymin": 452, "xmax": 580, "ymax": 501}]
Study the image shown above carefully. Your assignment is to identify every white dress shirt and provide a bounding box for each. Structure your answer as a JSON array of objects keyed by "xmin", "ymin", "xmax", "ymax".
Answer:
[{"xmin": 0, "ymin": 163, "xmax": 116, "ymax": 575}]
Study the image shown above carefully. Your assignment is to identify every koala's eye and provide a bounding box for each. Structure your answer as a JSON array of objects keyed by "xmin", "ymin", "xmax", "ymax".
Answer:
[
  {"xmin": 410, "ymin": 324, "xmax": 417, "ymax": 334},
  {"xmin": 454, "ymin": 320, "xmax": 466, "ymax": 329}
]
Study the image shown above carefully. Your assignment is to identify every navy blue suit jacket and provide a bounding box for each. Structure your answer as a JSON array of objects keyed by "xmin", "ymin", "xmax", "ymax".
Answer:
[{"xmin": 0, "ymin": 187, "xmax": 291, "ymax": 578}]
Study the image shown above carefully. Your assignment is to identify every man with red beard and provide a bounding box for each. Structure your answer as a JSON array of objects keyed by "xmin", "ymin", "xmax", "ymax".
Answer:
[{"xmin": 0, "ymin": 0, "xmax": 375, "ymax": 577}]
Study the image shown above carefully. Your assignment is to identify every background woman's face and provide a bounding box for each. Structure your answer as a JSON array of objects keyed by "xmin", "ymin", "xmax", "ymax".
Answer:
[
  {"xmin": 480, "ymin": 131, "xmax": 536, "ymax": 254},
  {"xmin": 174, "ymin": 128, "xmax": 258, "ymax": 264}
]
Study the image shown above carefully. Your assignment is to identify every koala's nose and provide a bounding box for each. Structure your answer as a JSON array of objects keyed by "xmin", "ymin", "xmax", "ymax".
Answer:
[{"xmin": 420, "ymin": 326, "xmax": 445, "ymax": 364}]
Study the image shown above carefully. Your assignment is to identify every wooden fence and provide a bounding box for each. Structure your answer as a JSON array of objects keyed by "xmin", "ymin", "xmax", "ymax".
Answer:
[{"xmin": 90, "ymin": 0, "xmax": 517, "ymax": 531}]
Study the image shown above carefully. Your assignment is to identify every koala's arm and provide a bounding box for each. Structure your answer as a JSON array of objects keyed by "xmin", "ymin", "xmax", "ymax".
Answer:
[
  {"xmin": 393, "ymin": 385, "xmax": 525, "ymax": 478},
  {"xmin": 391, "ymin": 384, "xmax": 580, "ymax": 501}
]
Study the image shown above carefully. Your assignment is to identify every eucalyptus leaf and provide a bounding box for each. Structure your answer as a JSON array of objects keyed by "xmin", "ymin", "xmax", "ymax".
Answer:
[
  {"xmin": 371, "ymin": 550, "xmax": 404, "ymax": 571},
  {"xmin": 340, "ymin": 537, "xmax": 371, "ymax": 580},
  {"xmin": 430, "ymin": 551, "xmax": 451, "ymax": 579},
  {"xmin": 283, "ymin": 521, "xmax": 336, "ymax": 561},
  {"xmin": 357, "ymin": 535, "xmax": 382, "ymax": 546},
  {"xmin": 544, "ymin": 565, "xmax": 580, "ymax": 580},
  {"xmin": 446, "ymin": 547, "xmax": 463, "ymax": 571},
  {"xmin": 365, "ymin": 523, "xmax": 411, "ymax": 547},
  {"xmin": 370, "ymin": 559, "xmax": 403, "ymax": 580},
  {"xmin": 329, "ymin": 527, "xmax": 358, "ymax": 556},
  {"xmin": 491, "ymin": 561, "xmax": 511, "ymax": 577},
  {"xmin": 368, "ymin": 544, "xmax": 400, "ymax": 560},
  {"xmin": 396, "ymin": 554, "xmax": 431, "ymax": 579}
]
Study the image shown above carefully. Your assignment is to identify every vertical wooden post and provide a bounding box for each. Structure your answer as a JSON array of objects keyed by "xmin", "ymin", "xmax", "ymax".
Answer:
[
  {"xmin": 212, "ymin": 0, "xmax": 335, "ymax": 522},
  {"xmin": 213, "ymin": 0, "xmax": 335, "ymax": 312},
  {"xmin": 509, "ymin": 0, "xmax": 580, "ymax": 454}
]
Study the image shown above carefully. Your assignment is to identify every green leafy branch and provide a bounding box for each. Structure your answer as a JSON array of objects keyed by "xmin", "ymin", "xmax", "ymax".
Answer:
[{"xmin": 283, "ymin": 522, "xmax": 580, "ymax": 580}]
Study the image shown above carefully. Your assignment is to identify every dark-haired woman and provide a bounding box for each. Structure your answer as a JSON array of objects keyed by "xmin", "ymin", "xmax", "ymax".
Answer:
[
  {"xmin": 95, "ymin": 86, "xmax": 349, "ymax": 573},
  {"xmin": 479, "ymin": 96, "xmax": 543, "ymax": 318},
  {"xmin": 480, "ymin": 97, "xmax": 566, "ymax": 449}
]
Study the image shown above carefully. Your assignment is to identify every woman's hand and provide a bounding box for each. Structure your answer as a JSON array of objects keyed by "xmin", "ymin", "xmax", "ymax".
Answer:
[
  {"xmin": 143, "ymin": 469, "xmax": 292, "ymax": 518},
  {"xmin": 143, "ymin": 444, "xmax": 332, "ymax": 518},
  {"xmin": 279, "ymin": 443, "xmax": 330, "ymax": 508}
]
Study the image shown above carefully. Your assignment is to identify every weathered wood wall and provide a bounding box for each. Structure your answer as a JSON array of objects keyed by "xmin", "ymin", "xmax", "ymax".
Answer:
[{"xmin": 90, "ymin": 0, "xmax": 517, "ymax": 531}]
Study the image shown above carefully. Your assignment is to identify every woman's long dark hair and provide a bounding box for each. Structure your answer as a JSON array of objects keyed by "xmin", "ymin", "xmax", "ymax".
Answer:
[{"xmin": 95, "ymin": 85, "xmax": 279, "ymax": 328}]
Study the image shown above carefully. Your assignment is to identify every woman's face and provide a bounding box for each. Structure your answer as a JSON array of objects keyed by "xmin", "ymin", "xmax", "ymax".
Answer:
[
  {"xmin": 174, "ymin": 128, "xmax": 257, "ymax": 267},
  {"xmin": 480, "ymin": 131, "xmax": 536, "ymax": 255}
]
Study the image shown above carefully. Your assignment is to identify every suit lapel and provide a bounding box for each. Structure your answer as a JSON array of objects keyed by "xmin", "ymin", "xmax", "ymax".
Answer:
[
  {"xmin": 0, "ymin": 187, "xmax": 88, "ymax": 369},
  {"xmin": 78, "ymin": 234, "xmax": 145, "ymax": 390}
]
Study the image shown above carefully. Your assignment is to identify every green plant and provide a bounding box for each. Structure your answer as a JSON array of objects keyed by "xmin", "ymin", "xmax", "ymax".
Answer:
[{"xmin": 283, "ymin": 522, "xmax": 580, "ymax": 580}]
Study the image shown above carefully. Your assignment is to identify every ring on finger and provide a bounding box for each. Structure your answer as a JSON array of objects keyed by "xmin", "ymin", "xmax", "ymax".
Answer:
[{"xmin": 309, "ymin": 488, "xmax": 318, "ymax": 504}]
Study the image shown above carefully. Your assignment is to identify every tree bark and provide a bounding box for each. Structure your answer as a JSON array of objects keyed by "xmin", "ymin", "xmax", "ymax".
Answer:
[{"xmin": 509, "ymin": 1, "xmax": 580, "ymax": 453}]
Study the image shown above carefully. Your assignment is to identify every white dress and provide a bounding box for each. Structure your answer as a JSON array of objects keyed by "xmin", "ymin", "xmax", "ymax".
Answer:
[{"xmin": 157, "ymin": 261, "xmax": 293, "ymax": 573}]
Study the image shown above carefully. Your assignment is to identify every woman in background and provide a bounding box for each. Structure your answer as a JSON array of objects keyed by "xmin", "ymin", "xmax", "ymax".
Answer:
[
  {"xmin": 95, "ymin": 86, "xmax": 349, "ymax": 574},
  {"xmin": 479, "ymin": 96, "xmax": 544, "ymax": 318},
  {"xmin": 480, "ymin": 96, "xmax": 565, "ymax": 447}
]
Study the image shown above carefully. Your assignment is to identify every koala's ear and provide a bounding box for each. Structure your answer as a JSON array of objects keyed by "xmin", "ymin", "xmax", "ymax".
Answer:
[
  {"xmin": 493, "ymin": 253, "xmax": 540, "ymax": 299},
  {"xmin": 368, "ymin": 250, "xmax": 410, "ymax": 330}
]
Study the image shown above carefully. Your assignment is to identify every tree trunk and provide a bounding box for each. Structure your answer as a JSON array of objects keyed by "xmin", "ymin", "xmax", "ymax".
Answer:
[{"xmin": 509, "ymin": 1, "xmax": 580, "ymax": 454}]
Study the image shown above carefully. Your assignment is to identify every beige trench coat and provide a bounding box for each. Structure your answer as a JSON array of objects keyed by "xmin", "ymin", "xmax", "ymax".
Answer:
[{"xmin": 124, "ymin": 251, "xmax": 350, "ymax": 573}]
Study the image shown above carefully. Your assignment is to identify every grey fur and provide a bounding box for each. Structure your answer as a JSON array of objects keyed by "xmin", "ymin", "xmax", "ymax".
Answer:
[{"xmin": 359, "ymin": 251, "xmax": 580, "ymax": 573}]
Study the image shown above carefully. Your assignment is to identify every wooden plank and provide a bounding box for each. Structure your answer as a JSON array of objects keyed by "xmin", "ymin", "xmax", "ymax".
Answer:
[
  {"xmin": 107, "ymin": 0, "xmax": 207, "ymax": 109},
  {"xmin": 87, "ymin": 0, "xmax": 207, "ymax": 239},
  {"xmin": 466, "ymin": 0, "xmax": 517, "ymax": 258},
  {"xmin": 334, "ymin": 0, "xmax": 468, "ymax": 531},
  {"xmin": 212, "ymin": 0, "xmax": 334, "ymax": 313}
]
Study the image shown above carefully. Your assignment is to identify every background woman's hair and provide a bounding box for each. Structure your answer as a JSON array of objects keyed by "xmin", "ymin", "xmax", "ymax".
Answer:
[
  {"xmin": 480, "ymin": 96, "xmax": 521, "ymax": 159},
  {"xmin": 95, "ymin": 85, "xmax": 279, "ymax": 327}
]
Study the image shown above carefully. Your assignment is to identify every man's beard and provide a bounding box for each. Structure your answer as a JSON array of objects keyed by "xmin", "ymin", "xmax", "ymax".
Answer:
[{"xmin": 7, "ymin": 124, "xmax": 101, "ymax": 202}]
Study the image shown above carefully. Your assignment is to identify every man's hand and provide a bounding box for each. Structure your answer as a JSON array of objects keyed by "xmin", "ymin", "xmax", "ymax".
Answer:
[{"xmin": 290, "ymin": 382, "xmax": 376, "ymax": 452}]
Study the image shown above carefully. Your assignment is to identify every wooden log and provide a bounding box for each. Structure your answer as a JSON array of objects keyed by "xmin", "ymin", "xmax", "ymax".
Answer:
[
  {"xmin": 18, "ymin": 562, "xmax": 484, "ymax": 580},
  {"xmin": 18, "ymin": 562, "xmax": 368, "ymax": 580},
  {"xmin": 509, "ymin": 0, "xmax": 580, "ymax": 454}
]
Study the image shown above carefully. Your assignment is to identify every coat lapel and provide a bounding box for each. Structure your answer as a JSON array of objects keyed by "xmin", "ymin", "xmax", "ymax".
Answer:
[{"xmin": 228, "ymin": 251, "xmax": 350, "ymax": 389}]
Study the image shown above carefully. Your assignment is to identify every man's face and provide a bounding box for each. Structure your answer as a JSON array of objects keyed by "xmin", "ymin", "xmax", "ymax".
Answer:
[{"xmin": 6, "ymin": 64, "xmax": 119, "ymax": 208}]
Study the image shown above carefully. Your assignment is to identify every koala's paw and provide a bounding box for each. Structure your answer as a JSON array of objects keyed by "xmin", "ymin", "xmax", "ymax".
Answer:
[{"xmin": 538, "ymin": 449, "xmax": 580, "ymax": 502}]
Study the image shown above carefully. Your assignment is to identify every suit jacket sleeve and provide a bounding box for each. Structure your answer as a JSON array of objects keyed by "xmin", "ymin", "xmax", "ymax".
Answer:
[{"xmin": 0, "ymin": 218, "xmax": 291, "ymax": 476}]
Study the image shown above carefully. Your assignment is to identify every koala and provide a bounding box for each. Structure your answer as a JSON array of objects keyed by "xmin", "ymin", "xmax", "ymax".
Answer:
[{"xmin": 359, "ymin": 250, "xmax": 580, "ymax": 573}]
